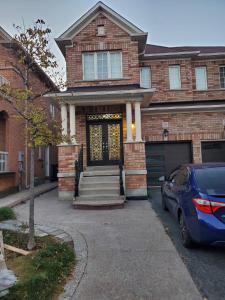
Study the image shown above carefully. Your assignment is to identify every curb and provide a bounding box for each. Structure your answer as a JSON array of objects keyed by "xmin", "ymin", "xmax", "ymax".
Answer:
[{"xmin": 5, "ymin": 183, "xmax": 58, "ymax": 209}]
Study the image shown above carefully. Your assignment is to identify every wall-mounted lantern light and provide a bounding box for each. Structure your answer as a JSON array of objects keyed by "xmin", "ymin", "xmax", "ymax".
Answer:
[{"xmin": 162, "ymin": 122, "xmax": 169, "ymax": 141}]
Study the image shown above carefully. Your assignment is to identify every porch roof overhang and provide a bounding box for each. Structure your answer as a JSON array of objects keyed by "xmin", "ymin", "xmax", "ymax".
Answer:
[{"xmin": 46, "ymin": 87, "xmax": 155, "ymax": 107}]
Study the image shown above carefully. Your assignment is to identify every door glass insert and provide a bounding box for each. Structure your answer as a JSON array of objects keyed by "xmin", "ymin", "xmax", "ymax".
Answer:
[
  {"xmin": 89, "ymin": 125, "xmax": 103, "ymax": 161},
  {"xmin": 108, "ymin": 123, "xmax": 120, "ymax": 161}
]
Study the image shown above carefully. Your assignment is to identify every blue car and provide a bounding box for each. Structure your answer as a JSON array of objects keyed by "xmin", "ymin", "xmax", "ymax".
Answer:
[{"xmin": 161, "ymin": 163, "xmax": 225, "ymax": 248}]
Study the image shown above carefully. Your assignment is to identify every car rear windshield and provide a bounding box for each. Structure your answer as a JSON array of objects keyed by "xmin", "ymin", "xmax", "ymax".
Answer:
[{"xmin": 194, "ymin": 167, "xmax": 225, "ymax": 194}]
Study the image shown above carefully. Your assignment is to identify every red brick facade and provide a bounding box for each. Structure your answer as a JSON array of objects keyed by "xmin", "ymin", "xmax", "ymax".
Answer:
[
  {"xmin": 56, "ymin": 2, "xmax": 225, "ymax": 199},
  {"xmin": 0, "ymin": 38, "xmax": 59, "ymax": 196}
]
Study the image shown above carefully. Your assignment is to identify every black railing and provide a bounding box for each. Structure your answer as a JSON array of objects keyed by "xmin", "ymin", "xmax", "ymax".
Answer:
[
  {"xmin": 74, "ymin": 145, "xmax": 84, "ymax": 198},
  {"xmin": 119, "ymin": 159, "xmax": 124, "ymax": 195}
]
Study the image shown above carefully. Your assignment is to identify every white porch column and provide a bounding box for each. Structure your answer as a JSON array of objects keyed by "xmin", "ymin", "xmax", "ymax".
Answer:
[
  {"xmin": 69, "ymin": 104, "xmax": 77, "ymax": 144},
  {"xmin": 135, "ymin": 101, "xmax": 142, "ymax": 142},
  {"xmin": 61, "ymin": 103, "xmax": 67, "ymax": 137},
  {"xmin": 126, "ymin": 102, "xmax": 133, "ymax": 142}
]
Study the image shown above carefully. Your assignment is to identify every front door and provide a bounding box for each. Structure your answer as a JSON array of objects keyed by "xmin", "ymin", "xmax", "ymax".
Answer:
[{"xmin": 87, "ymin": 114, "xmax": 123, "ymax": 166}]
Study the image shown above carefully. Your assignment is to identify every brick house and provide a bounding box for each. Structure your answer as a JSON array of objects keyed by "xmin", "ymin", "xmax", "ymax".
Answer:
[
  {"xmin": 51, "ymin": 2, "xmax": 225, "ymax": 206},
  {"xmin": 0, "ymin": 26, "xmax": 59, "ymax": 197}
]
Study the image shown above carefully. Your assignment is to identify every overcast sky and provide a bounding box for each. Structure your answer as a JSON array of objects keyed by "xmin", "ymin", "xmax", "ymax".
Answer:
[{"xmin": 1, "ymin": 0, "xmax": 225, "ymax": 73}]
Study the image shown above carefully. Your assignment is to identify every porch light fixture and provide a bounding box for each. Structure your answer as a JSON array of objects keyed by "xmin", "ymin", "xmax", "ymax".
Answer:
[
  {"xmin": 131, "ymin": 123, "xmax": 135, "ymax": 129},
  {"xmin": 162, "ymin": 128, "xmax": 169, "ymax": 141},
  {"xmin": 162, "ymin": 122, "xmax": 169, "ymax": 141}
]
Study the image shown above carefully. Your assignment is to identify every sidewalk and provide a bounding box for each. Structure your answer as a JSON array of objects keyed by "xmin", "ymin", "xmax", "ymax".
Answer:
[
  {"xmin": 0, "ymin": 182, "xmax": 57, "ymax": 208},
  {"xmin": 13, "ymin": 189, "xmax": 202, "ymax": 300}
]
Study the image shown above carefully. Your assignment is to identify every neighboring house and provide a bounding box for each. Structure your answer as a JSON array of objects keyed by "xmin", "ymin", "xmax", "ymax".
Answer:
[
  {"xmin": 51, "ymin": 1, "xmax": 225, "ymax": 202},
  {"xmin": 0, "ymin": 26, "xmax": 59, "ymax": 197}
]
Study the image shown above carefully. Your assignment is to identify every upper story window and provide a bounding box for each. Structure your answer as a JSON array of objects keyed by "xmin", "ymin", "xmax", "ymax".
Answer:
[
  {"xmin": 83, "ymin": 51, "xmax": 122, "ymax": 81},
  {"xmin": 0, "ymin": 75, "xmax": 9, "ymax": 86},
  {"xmin": 140, "ymin": 67, "xmax": 151, "ymax": 88},
  {"xmin": 195, "ymin": 66, "xmax": 208, "ymax": 90},
  {"xmin": 220, "ymin": 66, "xmax": 225, "ymax": 89},
  {"xmin": 169, "ymin": 65, "xmax": 181, "ymax": 90}
]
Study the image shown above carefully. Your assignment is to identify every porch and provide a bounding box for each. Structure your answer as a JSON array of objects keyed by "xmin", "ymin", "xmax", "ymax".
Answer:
[{"xmin": 49, "ymin": 85, "xmax": 154, "ymax": 203}]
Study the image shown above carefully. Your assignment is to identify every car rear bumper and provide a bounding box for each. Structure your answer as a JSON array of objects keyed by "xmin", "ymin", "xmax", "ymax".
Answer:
[{"xmin": 191, "ymin": 211, "xmax": 225, "ymax": 245}]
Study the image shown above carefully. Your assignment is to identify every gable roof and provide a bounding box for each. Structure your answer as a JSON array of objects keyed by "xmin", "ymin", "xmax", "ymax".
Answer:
[
  {"xmin": 0, "ymin": 26, "xmax": 57, "ymax": 90},
  {"xmin": 56, "ymin": 1, "xmax": 147, "ymax": 56},
  {"xmin": 144, "ymin": 44, "xmax": 225, "ymax": 58}
]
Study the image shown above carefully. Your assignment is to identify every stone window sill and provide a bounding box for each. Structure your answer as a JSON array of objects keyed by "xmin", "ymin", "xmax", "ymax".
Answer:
[
  {"xmin": 193, "ymin": 88, "xmax": 225, "ymax": 92},
  {"xmin": 75, "ymin": 77, "xmax": 130, "ymax": 83}
]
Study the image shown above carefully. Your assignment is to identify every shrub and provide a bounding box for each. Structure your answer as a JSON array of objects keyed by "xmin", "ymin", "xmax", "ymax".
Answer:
[
  {"xmin": 3, "ymin": 241, "xmax": 75, "ymax": 300},
  {"xmin": 0, "ymin": 207, "xmax": 16, "ymax": 222}
]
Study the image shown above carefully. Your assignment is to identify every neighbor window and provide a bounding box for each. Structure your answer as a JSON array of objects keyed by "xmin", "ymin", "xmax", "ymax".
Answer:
[
  {"xmin": 169, "ymin": 65, "xmax": 181, "ymax": 89},
  {"xmin": 50, "ymin": 104, "xmax": 55, "ymax": 118},
  {"xmin": 195, "ymin": 67, "xmax": 207, "ymax": 90},
  {"xmin": 220, "ymin": 66, "xmax": 225, "ymax": 88},
  {"xmin": 140, "ymin": 67, "xmax": 151, "ymax": 88},
  {"xmin": 83, "ymin": 51, "xmax": 122, "ymax": 80}
]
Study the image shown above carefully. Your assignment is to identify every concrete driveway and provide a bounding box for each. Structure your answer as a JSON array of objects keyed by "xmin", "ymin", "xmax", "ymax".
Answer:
[{"xmin": 14, "ymin": 189, "xmax": 201, "ymax": 300}]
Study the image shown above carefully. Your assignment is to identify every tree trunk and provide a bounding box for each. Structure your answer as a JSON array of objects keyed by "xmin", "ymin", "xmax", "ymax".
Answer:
[{"xmin": 27, "ymin": 147, "xmax": 36, "ymax": 250}]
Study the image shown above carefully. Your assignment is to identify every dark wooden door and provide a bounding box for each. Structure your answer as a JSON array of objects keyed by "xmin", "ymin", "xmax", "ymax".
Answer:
[{"xmin": 87, "ymin": 120, "xmax": 122, "ymax": 166}]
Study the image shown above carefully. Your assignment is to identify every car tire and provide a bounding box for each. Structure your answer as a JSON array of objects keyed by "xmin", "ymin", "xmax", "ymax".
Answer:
[
  {"xmin": 161, "ymin": 194, "xmax": 168, "ymax": 211},
  {"xmin": 179, "ymin": 213, "xmax": 195, "ymax": 248}
]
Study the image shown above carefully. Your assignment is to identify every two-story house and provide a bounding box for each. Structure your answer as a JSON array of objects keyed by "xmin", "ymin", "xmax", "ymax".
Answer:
[
  {"xmin": 0, "ymin": 26, "xmax": 59, "ymax": 197},
  {"xmin": 51, "ymin": 2, "xmax": 225, "ymax": 207}
]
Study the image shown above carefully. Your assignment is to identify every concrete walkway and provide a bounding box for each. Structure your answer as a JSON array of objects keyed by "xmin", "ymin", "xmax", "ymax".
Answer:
[
  {"xmin": 0, "ymin": 182, "xmax": 57, "ymax": 208},
  {"xmin": 13, "ymin": 189, "xmax": 201, "ymax": 300}
]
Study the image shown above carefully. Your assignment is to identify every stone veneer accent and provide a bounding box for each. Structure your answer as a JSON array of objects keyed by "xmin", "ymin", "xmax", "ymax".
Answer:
[
  {"xmin": 124, "ymin": 142, "xmax": 148, "ymax": 199},
  {"xmin": 58, "ymin": 144, "xmax": 80, "ymax": 200}
]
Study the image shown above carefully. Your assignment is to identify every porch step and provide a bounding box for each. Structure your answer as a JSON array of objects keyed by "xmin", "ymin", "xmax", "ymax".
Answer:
[
  {"xmin": 79, "ymin": 187, "xmax": 120, "ymax": 196},
  {"xmin": 73, "ymin": 199, "xmax": 125, "ymax": 209},
  {"xmin": 74, "ymin": 165, "xmax": 125, "ymax": 209},
  {"xmin": 81, "ymin": 175, "xmax": 119, "ymax": 184},
  {"xmin": 75, "ymin": 195, "xmax": 125, "ymax": 201},
  {"xmin": 83, "ymin": 170, "xmax": 119, "ymax": 177}
]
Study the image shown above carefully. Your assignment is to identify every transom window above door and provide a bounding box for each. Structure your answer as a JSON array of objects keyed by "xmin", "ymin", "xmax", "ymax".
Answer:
[{"xmin": 83, "ymin": 51, "xmax": 122, "ymax": 80}]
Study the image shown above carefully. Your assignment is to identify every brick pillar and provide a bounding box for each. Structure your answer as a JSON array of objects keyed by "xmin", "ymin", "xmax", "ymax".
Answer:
[
  {"xmin": 58, "ymin": 144, "xmax": 80, "ymax": 200},
  {"xmin": 124, "ymin": 142, "xmax": 148, "ymax": 199},
  {"xmin": 192, "ymin": 140, "xmax": 202, "ymax": 163}
]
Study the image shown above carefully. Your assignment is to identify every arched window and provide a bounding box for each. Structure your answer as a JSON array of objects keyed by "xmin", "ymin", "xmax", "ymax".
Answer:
[{"xmin": 0, "ymin": 75, "xmax": 10, "ymax": 86}]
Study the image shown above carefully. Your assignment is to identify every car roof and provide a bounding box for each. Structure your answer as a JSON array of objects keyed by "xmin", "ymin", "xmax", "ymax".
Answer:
[{"xmin": 183, "ymin": 162, "xmax": 225, "ymax": 170}]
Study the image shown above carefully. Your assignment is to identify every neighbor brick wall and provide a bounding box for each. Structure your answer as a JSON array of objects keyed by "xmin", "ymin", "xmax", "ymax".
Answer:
[{"xmin": 0, "ymin": 42, "xmax": 58, "ymax": 193}]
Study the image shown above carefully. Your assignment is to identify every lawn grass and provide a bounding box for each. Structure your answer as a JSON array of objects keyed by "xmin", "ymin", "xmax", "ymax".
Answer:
[{"xmin": 2, "ymin": 230, "xmax": 75, "ymax": 300}]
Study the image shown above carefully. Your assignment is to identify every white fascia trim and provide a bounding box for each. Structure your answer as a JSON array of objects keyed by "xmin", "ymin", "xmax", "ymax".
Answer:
[
  {"xmin": 58, "ymin": 1, "xmax": 144, "ymax": 40},
  {"xmin": 143, "ymin": 51, "xmax": 200, "ymax": 58},
  {"xmin": 142, "ymin": 104, "xmax": 225, "ymax": 114},
  {"xmin": 198, "ymin": 52, "xmax": 225, "ymax": 57},
  {"xmin": 46, "ymin": 88, "xmax": 155, "ymax": 98}
]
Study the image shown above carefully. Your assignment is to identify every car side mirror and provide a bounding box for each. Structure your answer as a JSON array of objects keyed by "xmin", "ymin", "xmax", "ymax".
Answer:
[{"xmin": 158, "ymin": 176, "xmax": 165, "ymax": 182}]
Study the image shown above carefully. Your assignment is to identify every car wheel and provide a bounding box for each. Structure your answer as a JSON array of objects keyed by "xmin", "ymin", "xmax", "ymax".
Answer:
[
  {"xmin": 179, "ymin": 213, "xmax": 195, "ymax": 248},
  {"xmin": 161, "ymin": 194, "xmax": 168, "ymax": 211}
]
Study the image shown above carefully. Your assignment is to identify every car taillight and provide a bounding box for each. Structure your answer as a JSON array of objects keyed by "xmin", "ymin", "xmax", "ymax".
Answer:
[{"xmin": 193, "ymin": 198, "xmax": 225, "ymax": 214}]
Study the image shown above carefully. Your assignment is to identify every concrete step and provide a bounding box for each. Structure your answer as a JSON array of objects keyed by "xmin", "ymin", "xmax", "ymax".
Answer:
[
  {"xmin": 81, "ymin": 175, "xmax": 119, "ymax": 184},
  {"xmin": 83, "ymin": 170, "xmax": 119, "ymax": 177},
  {"xmin": 73, "ymin": 199, "xmax": 125, "ymax": 209},
  {"xmin": 80, "ymin": 182, "xmax": 119, "ymax": 189},
  {"xmin": 79, "ymin": 187, "xmax": 120, "ymax": 196},
  {"xmin": 75, "ymin": 195, "xmax": 125, "ymax": 201},
  {"xmin": 86, "ymin": 166, "xmax": 119, "ymax": 171}
]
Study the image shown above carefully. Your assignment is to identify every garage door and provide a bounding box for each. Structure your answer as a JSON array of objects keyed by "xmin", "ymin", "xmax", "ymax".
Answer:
[
  {"xmin": 202, "ymin": 141, "xmax": 225, "ymax": 162},
  {"xmin": 146, "ymin": 142, "xmax": 192, "ymax": 186}
]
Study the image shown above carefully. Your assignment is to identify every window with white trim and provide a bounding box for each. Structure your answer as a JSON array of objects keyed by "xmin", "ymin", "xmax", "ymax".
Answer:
[
  {"xmin": 140, "ymin": 67, "xmax": 151, "ymax": 88},
  {"xmin": 0, "ymin": 75, "xmax": 9, "ymax": 86},
  {"xmin": 83, "ymin": 51, "xmax": 122, "ymax": 80},
  {"xmin": 50, "ymin": 104, "xmax": 55, "ymax": 118},
  {"xmin": 195, "ymin": 67, "xmax": 207, "ymax": 90},
  {"xmin": 219, "ymin": 66, "xmax": 225, "ymax": 89},
  {"xmin": 169, "ymin": 65, "xmax": 181, "ymax": 90}
]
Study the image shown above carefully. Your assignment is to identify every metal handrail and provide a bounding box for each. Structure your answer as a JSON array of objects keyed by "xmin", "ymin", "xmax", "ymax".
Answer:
[
  {"xmin": 119, "ymin": 159, "xmax": 124, "ymax": 195},
  {"xmin": 74, "ymin": 145, "xmax": 83, "ymax": 197}
]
